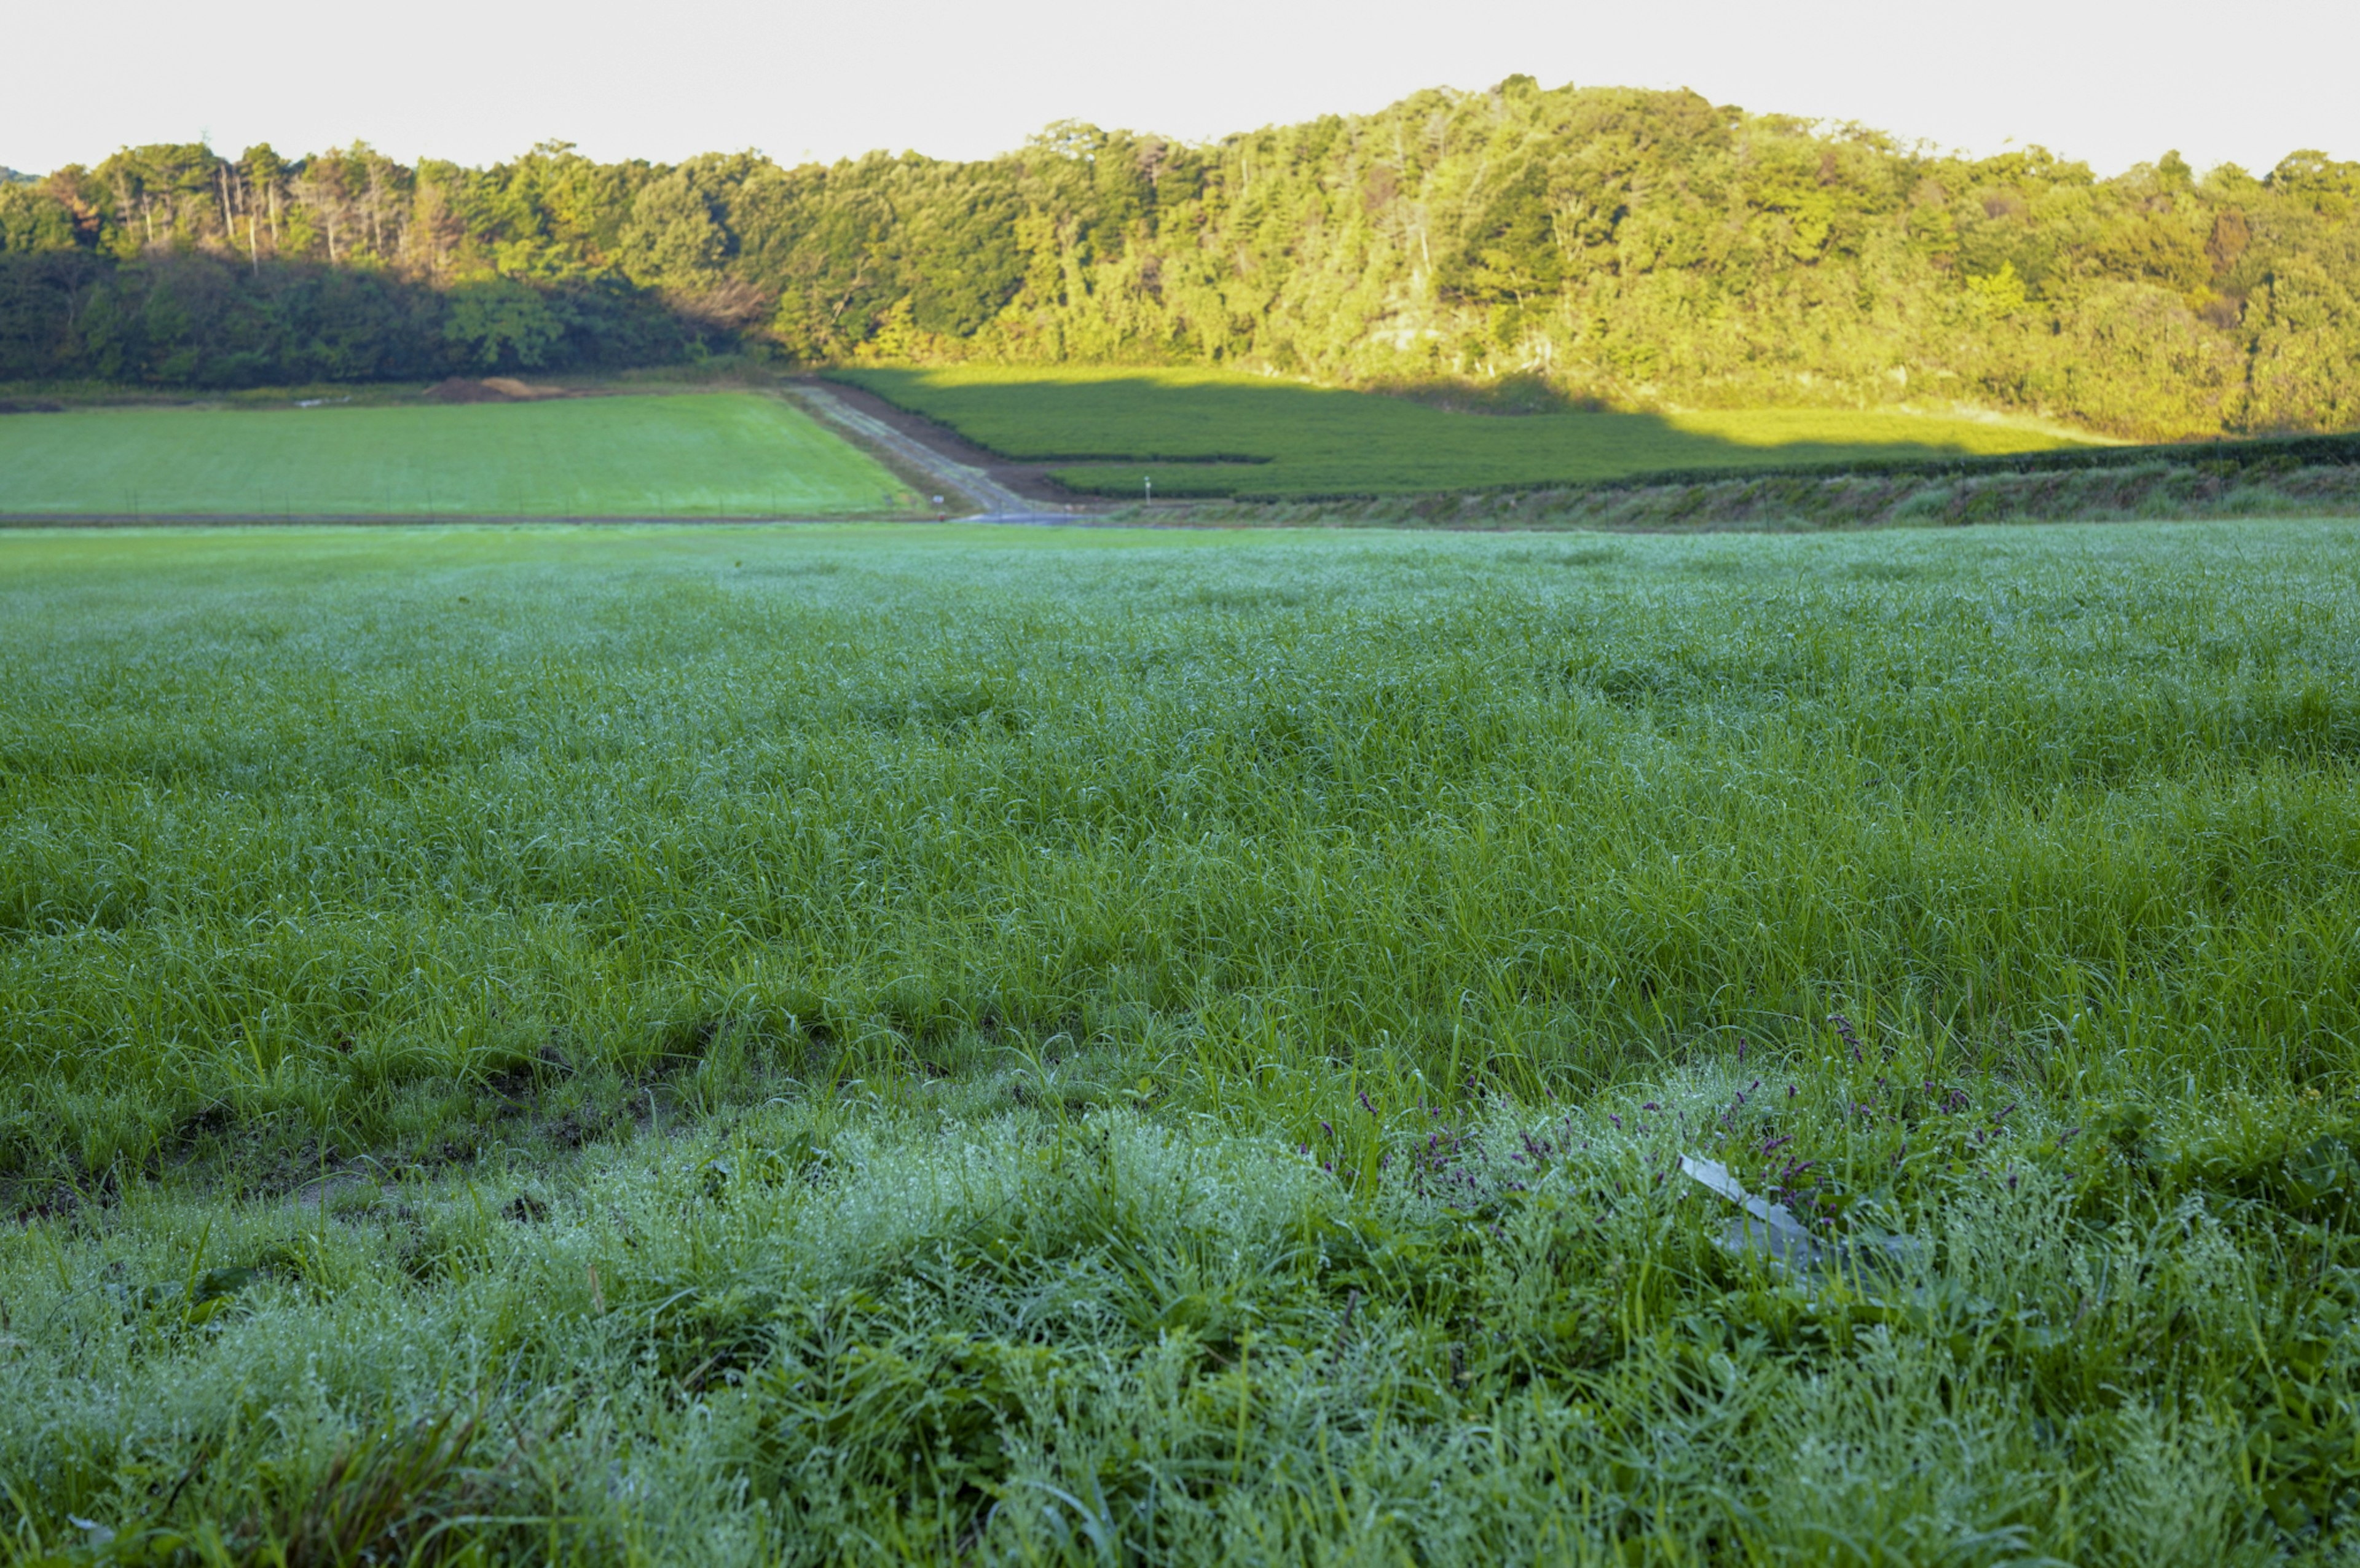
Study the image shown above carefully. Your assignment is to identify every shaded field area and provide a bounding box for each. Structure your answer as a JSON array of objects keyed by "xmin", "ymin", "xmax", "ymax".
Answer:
[
  {"xmin": 4, "ymin": 522, "xmax": 2359, "ymax": 1561},
  {"xmin": 832, "ymin": 365, "xmax": 2099, "ymax": 498},
  {"xmin": 0, "ymin": 393, "xmax": 914, "ymax": 519}
]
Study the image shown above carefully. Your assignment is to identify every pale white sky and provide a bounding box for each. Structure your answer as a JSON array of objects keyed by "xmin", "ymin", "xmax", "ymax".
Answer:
[{"xmin": 5, "ymin": 0, "xmax": 2354, "ymax": 179}]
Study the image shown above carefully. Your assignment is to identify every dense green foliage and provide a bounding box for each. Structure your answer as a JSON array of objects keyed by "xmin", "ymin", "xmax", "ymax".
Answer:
[
  {"xmin": 0, "ymin": 393, "xmax": 908, "ymax": 517},
  {"xmin": 5, "ymin": 80, "xmax": 2356, "ymax": 440},
  {"xmin": 4, "ymin": 522, "xmax": 2359, "ymax": 1559},
  {"xmin": 835, "ymin": 364, "xmax": 2091, "ymax": 496}
]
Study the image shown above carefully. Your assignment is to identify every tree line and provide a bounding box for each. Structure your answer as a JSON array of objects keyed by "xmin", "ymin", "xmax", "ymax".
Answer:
[{"xmin": 2, "ymin": 79, "xmax": 2356, "ymax": 439}]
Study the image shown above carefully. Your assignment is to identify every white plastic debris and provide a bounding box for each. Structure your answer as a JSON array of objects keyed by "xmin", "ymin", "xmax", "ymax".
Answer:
[{"xmin": 1679, "ymin": 1154, "xmax": 1916, "ymax": 1280}]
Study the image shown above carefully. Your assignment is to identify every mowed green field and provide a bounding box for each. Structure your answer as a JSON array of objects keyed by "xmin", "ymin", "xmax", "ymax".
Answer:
[
  {"xmin": 4, "ymin": 520, "xmax": 2360, "ymax": 1561},
  {"xmin": 0, "ymin": 393, "xmax": 913, "ymax": 518},
  {"xmin": 835, "ymin": 365, "xmax": 2101, "ymax": 497}
]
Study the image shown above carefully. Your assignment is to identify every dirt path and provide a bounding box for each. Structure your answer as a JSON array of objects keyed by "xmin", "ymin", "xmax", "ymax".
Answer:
[{"xmin": 783, "ymin": 380, "xmax": 1105, "ymax": 518}]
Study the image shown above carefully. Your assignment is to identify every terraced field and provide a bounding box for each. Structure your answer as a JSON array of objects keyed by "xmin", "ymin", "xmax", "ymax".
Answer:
[{"xmin": 0, "ymin": 393, "xmax": 912, "ymax": 518}]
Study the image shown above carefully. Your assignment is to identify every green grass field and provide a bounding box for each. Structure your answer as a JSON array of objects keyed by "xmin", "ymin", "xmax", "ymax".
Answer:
[
  {"xmin": 833, "ymin": 366, "xmax": 2101, "ymax": 497},
  {"xmin": 0, "ymin": 393, "xmax": 913, "ymax": 518},
  {"xmin": 4, "ymin": 520, "xmax": 2358, "ymax": 1562}
]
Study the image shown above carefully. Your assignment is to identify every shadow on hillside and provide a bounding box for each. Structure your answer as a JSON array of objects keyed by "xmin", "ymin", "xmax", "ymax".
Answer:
[
  {"xmin": 0, "ymin": 249, "xmax": 718, "ymax": 389},
  {"xmin": 839, "ymin": 367, "xmax": 2091, "ymax": 498},
  {"xmin": 1358, "ymin": 371, "xmax": 1617, "ymax": 416}
]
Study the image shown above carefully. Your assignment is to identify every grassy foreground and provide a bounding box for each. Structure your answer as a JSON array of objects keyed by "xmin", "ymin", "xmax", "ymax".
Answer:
[
  {"xmin": 0, "ymin": 394, "xmax": 911, "ymax": 519},
  {"xmin": 832, "ymin": 366, "xmax": 2097, "ymax": 497},
  {"xmin": 4, "ymin": 520, "xmax": 2359, "ymax": 1562}
]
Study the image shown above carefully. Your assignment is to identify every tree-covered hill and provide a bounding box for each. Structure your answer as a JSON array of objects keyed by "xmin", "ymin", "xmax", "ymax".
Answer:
[{"xmin": 4, "ymin": 79, "xmax": 2355, "ymax": 439}]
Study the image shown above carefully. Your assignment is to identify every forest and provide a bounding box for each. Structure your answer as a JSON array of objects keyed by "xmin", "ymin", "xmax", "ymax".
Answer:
[{"xmin": 2, "ymin": 78, "xmax": 2356, "ymax": 440}]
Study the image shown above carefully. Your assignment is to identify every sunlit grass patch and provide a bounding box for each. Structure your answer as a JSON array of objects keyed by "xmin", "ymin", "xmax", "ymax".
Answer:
[{"xmin": 0, "ymin": 393, "xmax": 912, "ymax": 518}]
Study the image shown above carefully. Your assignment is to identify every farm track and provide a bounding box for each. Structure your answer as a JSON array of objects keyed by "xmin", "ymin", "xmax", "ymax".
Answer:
[{"xmin": 784, "ymin": 380, "xmax": 1107, "ymax": 520}]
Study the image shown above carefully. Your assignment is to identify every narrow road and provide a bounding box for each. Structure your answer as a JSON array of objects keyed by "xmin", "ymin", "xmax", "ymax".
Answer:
[{"xmin": 780, "ymin": 382, "xmax": 1086, "ymax": 522}]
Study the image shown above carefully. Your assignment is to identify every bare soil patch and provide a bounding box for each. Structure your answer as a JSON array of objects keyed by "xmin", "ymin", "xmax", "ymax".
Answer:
[{"xmin": 423, "ymin": 377, "xmax": 571, "ymax": 404}]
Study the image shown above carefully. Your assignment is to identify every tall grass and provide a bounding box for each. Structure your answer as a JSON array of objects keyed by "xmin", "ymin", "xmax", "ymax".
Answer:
[
  {"xmin": 2, "ymin": 520, "xmax": 2356, "ymax": 1561},
  {"xmin": 6, "ymin": 521, "xmax": 2356, "ymax": 1172}
]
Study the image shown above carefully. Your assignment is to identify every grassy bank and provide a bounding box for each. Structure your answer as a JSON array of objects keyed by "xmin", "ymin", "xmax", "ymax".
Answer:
[
  {"xmin": 3, "ymin": 522, "xmax": 2358, "ymax": 1562},
  {"xmin": 0, "ymin": 394, "xmax": 911, "ymax": 519},
  {"xmin": 830, "ymin": 366, "xmax": 2094, "ymax": 497},
  {"xmin": 1148, "ymin": 451, "xmax": 2360, "ymax": 531}
]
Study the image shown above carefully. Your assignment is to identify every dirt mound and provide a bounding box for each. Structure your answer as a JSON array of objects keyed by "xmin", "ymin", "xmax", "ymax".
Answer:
[
  {"xmin": 424, "ymin": 378, "xmax": 511, "ymax": 404},
  {"xmin": 481, "ymin": 377, "xmax": 564, "ymax": 401},
  {"xmin": 423, "ymin": 377, "xmax": 565, "ymax": 404}
]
